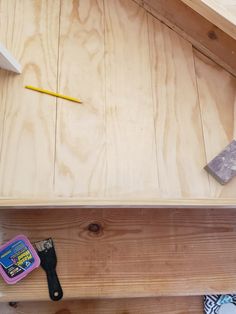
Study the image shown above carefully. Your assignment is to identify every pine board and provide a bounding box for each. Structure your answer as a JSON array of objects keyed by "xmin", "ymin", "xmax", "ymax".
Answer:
[
  {"xmin": 181, "ymin": 0, "xmax": 236, "ymax": 41},
  {"xmin": 0, "ymin": 208, "xmax": 236, "ymax": 301},
  {"xmin": 0, "ymin": 297, "xmax": 203, "ymax": 313}
]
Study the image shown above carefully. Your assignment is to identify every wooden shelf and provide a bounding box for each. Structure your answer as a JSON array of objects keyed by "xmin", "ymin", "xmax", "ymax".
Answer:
[
  {"xmin": 0, "ymin": 297, "xmax": 203, "ymax": 314},
  {"xmin": 0, "ymin": 208, "xmax": 235, "ymax": 302}
]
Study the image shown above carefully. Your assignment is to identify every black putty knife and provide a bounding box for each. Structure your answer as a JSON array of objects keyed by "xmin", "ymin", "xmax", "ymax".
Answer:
[{"xmin": 35, "ymin": 238, "xmax": 63, "ymax": 301}]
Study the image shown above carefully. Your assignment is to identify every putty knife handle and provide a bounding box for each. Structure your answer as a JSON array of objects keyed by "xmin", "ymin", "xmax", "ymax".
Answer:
[{"xmin": 46, "ymin": 268, "xmax": 63, "ymax": 301}]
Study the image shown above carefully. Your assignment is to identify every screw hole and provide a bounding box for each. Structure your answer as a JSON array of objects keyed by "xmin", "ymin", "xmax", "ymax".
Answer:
[
  {"xmin": 208, "ymin": 30, "xmax": 217, "ymax": 40},
  {"xmin": 54, "ymin": 291, "xmax": 59, "ymax": 297}
]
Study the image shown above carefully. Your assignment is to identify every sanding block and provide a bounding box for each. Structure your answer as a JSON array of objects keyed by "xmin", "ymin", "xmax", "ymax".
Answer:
[{"xmin": 204, "ymin": 140, "xmax": 236, "ymax": 185}]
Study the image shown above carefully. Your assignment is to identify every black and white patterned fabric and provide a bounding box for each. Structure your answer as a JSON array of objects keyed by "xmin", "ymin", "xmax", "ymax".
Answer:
[{"xmin": 204, "ymin": 295, "xmax": 236, "ymax": 314}]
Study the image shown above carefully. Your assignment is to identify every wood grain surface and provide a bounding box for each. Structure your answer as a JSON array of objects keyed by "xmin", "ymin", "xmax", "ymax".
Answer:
[
  {"xmin": 1, "ymin": 197, "xmax": 236, "ymax": 207},
  {"xmin": 0, "ymin": 0, "xmax": 60, "ymax": 197},
  {"xmin": 181, "ymin": 0, "xmax": 236, "ymax": 40},
  {"xmin": 104, "ymin": 0, "xmax": 159, "ymax": 198},
  {"xmin": 55, "ymin": 0, "xmax": 107, "ymax": 197},
  {"xmin": 0, "ymin": 208, "xmax": 236, "ymax": 301},
  {"xmin": 194, "ymin": 50, "xmax": 236, "ymax": 198},
  {"xmin": 0, "ymin": 297, "xmax": 203, "ymax": 313},
  {"xmin": 0, "ymin": 0, "xmax": 236, "ymax": 205},
  {"xmin": 148, "ymin": 15, "xmax": 210, "ymax": 198}
]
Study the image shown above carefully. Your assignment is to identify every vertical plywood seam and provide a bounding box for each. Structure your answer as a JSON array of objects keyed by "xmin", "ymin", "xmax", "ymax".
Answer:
[
  {"xmin": 146, "ymin": 12, "xmax": 160, "ymax": 191},
  {"xmin": 53, "ymin": 0, "xmax": 62, "ymax": 193},
  {"xmin": 192, "ymin": 49, "xmax": 211, "ymax": 191}
]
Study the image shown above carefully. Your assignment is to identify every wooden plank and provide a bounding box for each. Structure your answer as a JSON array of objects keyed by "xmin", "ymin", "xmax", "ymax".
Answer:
[
  {"xmin": 0, "ymin": 43, "xmax": 21, "ymax": 73},
  {"xmin": 194, "ymin": 49, "xmax": 236, "ymax": 198},
  {"xmin": 2, "ymin": 197, "xmax": 236, "ymax": 208},
  {"xmin": 0, "ymin": 0, "xmax": 60, "ymax": 197},
  {"xmin": 104, "ymin": 0, "xmax": 159, "ymax": 197},
  {"xmin": 181, "ymin": 0, "xmax": 236, "ymax": 41},
  {"xmin": 148, "ymin": 14, "xmax": 210, "ymax": 198},
  {"xmin": 0, "ymin": 208, "xmax": 236, "ymax": 301},
  {"xmin": 0, "ymin": 297, "xmax": 203, "ymax": 313},
  {"xmin": 54, "ymin": 0, "xmax": 107, "ymax": 197},
  {"xmin": 141, "ymin": 0, "xmax": 236, "ymax": 77}
]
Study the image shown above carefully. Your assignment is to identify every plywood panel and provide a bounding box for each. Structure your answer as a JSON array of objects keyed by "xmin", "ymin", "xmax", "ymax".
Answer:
[
  {"xmin": 0, "ymin": 0, "xmax": 236, "ymax": 206},
  {"xmin": 0, "ymin": 0, "xmax": 60, "ymax": 197},
  {"xmin": 54, "ymin": 0, "xmax": 106, "ymax": 197},
  {"xmin": 181, "ymin": 0, "xmax": 236, "ymax": 40},
  {"xmin": 0, "ymin": 208, "xmax": 236, "ymax": 301},
  {"xmin": 194, "ymin": 50, "xmax": 236, "ymax": 197},
  {"xmin": 0, "ymin": 297, "xmax": 203, "ymax": 313},
  {"xmin": 104, "ymin": 0, "xmax": 159, "ymax": 197},
  {"xmin": 148, "ymin": 15, "xmax": 210, "ymax": 198}
]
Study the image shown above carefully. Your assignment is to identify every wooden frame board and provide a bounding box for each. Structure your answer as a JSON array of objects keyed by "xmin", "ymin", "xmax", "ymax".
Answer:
[
  {"xmin": 181, "ymin": 0, "xmax": 236, "ymax": 41},
  {"xmin": 0, "ymin": 208, "xmax": 236, "ymax": 301}
]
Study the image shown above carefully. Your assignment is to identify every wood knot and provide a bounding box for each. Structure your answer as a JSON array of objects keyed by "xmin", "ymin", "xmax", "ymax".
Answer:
[
  {"xmin": 9, "ymin": 302, "xmax": 18, "ymax": 308},
  {"xmin": 88, "ymin": 223, "xmax": 102, "ymax": 233},
  {"xmin": 208, "ymin": 30, "xmax": 218, "ymax": 40}
]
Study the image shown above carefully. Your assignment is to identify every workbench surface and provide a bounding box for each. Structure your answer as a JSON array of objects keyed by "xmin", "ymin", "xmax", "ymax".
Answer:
[
  {"xmin": 0, "ymin": 0, "xmax": 236, "ymax": 207},
  {"xmin": 0, "ymin": 208, "xmax": 236, "ymax": 301}
]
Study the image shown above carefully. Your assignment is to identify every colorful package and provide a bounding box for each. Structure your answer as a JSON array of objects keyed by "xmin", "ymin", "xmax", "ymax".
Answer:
[{"xmin": 0, "ymin": 235, "xmax": 40, "ymax": 284}]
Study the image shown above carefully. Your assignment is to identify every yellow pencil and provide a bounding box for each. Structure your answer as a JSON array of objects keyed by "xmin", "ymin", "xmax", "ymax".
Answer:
[{"xmin": 25, "ymin": 85, "xmax": 82, "ymax": 104}]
